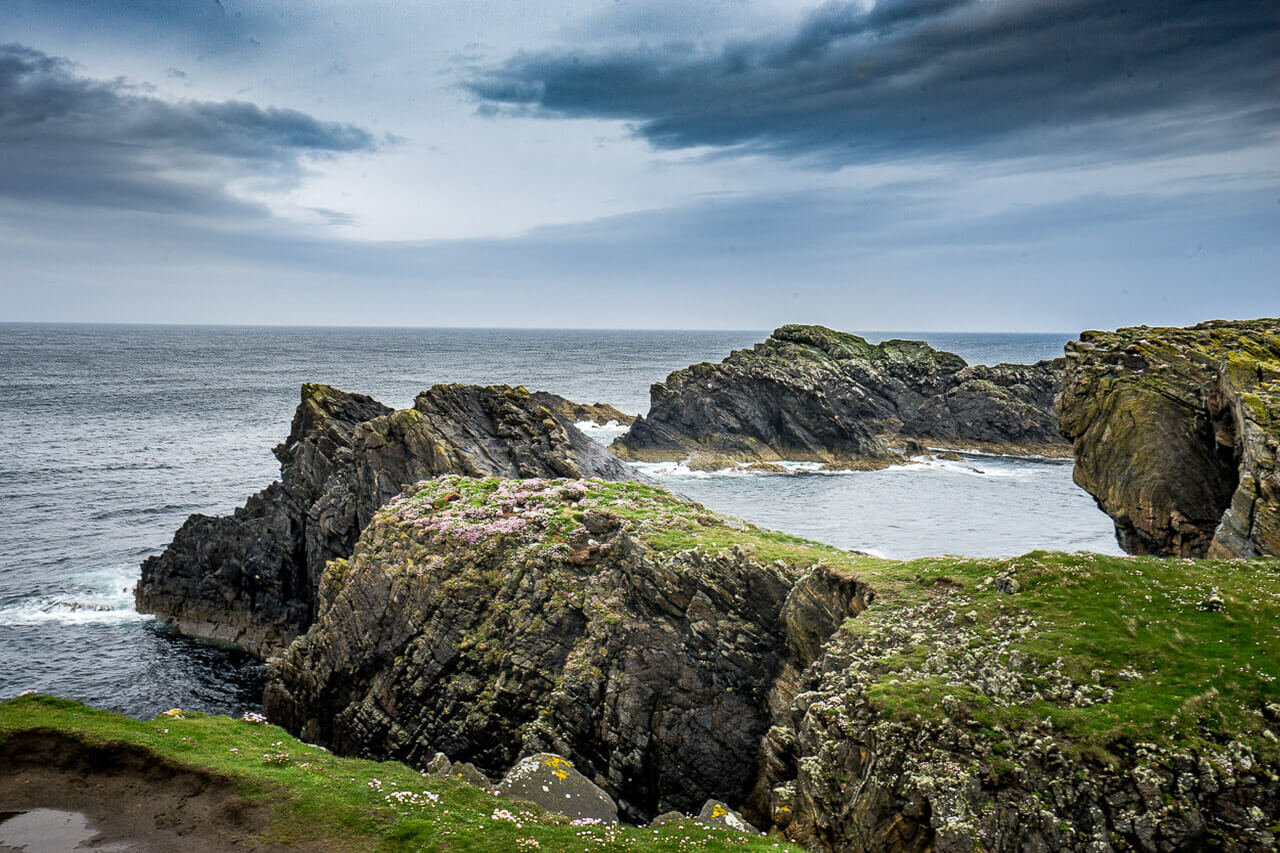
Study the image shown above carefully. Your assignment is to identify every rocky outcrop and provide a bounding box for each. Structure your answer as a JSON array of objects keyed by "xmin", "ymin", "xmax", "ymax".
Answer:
[
  {"xmin": 264, "ymin": 476, "xmax": 871, "ymax": 823},
  {"xmin": 1058, "ymin": 318, "xmax": 1280, "ymax": 557},
  {"xmin": 136, "ymin": 384, "xmax": 637, "ymax": 657},
  {"xmin": 614, "ymin": 324, "xmax": 1065, "ymax": 463},
  {"xmin": 754, "ymin": 551, "xmax": 1280, "ymax": 852}
]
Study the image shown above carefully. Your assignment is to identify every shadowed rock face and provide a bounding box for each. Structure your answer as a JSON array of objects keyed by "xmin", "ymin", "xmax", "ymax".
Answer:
[
  {"xmin": 1058, "ymin": 319, "xmax": 1280, "ymax": 558},
  {"xmin": 263, "ymin": 477, "xmax": 871, "ymax": 823},
  {"xmin": 613, "ymin": 324, "xmax": 1065, "ymax": 463},
  {"xmin": 135, "ymin": 384, "xmax": 637, "ymax": 657}
]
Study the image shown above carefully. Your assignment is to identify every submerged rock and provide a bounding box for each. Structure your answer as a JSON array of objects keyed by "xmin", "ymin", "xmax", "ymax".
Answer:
[
  {"xmin": 136, "ymin": 383, "xmax": 636, "ymax": 657},
  {"xmin": 264, "ymin": 476, "xmax": 871, "ymax": 822},
  {"xmin": 1058, "ymin": 318, "xmax": 1280, "ymax": 557},
  {"xmin": 614, "ymin": 324, "xmax": 1065, "ymax": 464}
]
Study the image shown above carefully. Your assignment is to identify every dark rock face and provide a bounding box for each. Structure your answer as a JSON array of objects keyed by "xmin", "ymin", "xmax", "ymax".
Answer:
[
  {"xmin": 614, "ymin": 324, "xmax": 1065, "ymax": 463},
  {"xmin": 1058, "ymin": 319, "xmax": 1280, "ymax": 557},
  {"xmin": 263, "ymin": 477, "xmax": 870, "ymax": 823},
  {"xmin": 136, "ymin": 384, "xmax": 637, "ymax": 657}
]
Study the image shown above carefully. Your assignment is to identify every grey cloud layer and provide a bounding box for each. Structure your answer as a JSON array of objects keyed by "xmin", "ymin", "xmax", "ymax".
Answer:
[
  {"xmin": 0, "ymin": 44, "xmax": 377, "ymax": 215},
  {"xmin": 467, "ymin": 0, "xmax": 1280, "ymax": 163}
]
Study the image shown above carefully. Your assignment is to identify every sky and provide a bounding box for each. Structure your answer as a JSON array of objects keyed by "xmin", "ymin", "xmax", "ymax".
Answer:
[{"xmin": 0, "ymin": 0, "xmax": 1276, "ymax": 330}]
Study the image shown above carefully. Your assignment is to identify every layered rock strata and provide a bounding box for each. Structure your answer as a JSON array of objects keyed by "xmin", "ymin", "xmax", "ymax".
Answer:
[
  {"xmin": 614, "ymin": 324, "xmax": 1065, "ymax": 463},
  {"xmin": 264, "ymin": 477, "xmax": 871, "ymax": 823},
  {"xmin": 136, "ymin": 384, "xmax": 636, "ymax": 657},
  {"xmin": 1058, "ymin": 318, "xmax": 1280, "ymax": 557}
]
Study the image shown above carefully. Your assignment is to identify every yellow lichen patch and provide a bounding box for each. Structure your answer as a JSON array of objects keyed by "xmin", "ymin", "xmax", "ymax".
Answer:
[{"xmin": 542, "ymin": 755, "xmax": 572, "ymax": 779}]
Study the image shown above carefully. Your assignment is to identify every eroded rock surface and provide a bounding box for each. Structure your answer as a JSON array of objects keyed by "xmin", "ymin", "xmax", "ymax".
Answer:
[
  {"xmin": 264, "ymin": 477, "xmax": 870, "ymax": 822},
  {"xmin": 614, "ymin": 324, "xmax": 1065, "ymax": 463},
  {"xmin": 136, "ymin": 384, "xmax": 636, "ymax": 657},
  {"xmin": 757, "ymin": 553, "xmax": 1280, "ymax": 852},
  {"xmin": 1058, "ymin": 318, "xmax": 1280, "ymax": 557}
]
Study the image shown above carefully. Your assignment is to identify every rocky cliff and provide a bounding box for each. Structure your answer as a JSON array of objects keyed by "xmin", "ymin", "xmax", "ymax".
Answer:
[
  {"xmin": 756, "ymin": 550, "xmax": 1280, "ymax": 852},
  {"xmin": 1058, "ymin": 318, "xmax": 1280, "ymax": 557},
  {"xmin": 264, "ymin": 476, "xmax": 872, "ymax": 823},
  {"xmin": 136, "ymin": 383, "xmax": 636, "ymax": 657},
  {"xmin": 262, "ymin": 475, "xmax": 1280, "ymax": 850},
  {"xmin": 614, "ymin": 324, "xmax": 1065, "ymax": 464}
]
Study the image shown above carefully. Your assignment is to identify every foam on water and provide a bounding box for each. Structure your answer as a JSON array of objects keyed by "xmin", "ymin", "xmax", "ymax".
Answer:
[
  {"xmin": 574, "ymin": 420, "xmax": 630, "ymax": 445},
  {"xmin": 0, "ymin": 562, "xmax": 147, "ymax": 626}
]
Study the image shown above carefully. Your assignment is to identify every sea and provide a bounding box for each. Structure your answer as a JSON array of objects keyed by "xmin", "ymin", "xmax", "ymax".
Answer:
[{"xmin": 0, "ymin": 324, "xmax": 1121, "ymax": 719}]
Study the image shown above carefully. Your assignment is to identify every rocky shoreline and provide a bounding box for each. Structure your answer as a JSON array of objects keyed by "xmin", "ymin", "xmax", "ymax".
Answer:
[{"xmin": 117, "ymin": 317, "xmax": 1280, "ymax": 850}]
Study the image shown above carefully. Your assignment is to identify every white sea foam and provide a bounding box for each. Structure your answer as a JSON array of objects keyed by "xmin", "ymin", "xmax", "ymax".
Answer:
[
  {"xmin": 0, "ymin": 563, "xmax": 146, "ymax": 626},
  {"xmin": 575, "ymin": 420, "xmax": 630, "ymax": 445}
]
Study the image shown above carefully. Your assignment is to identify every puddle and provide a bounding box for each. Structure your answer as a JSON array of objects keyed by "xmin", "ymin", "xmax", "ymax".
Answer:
[{"xmin": 0, "ymin": 809, "xmax": 138, "ymax": 852}]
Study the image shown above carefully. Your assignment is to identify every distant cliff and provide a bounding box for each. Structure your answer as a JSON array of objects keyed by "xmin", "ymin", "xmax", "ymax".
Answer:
[
  {"xmin": 136, "ymin": 383, "xmax": 636, "ymax": 657},
  {"xmin": 614, "ymin": 324, "xmax": 1065, "ymax": 464},
  {"xmin": 1058, "ymin": 318, "xmax": 1279, "ymax": 558}
]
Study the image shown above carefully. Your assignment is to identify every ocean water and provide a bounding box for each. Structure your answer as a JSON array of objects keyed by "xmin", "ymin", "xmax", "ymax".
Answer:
[{"xmin": 0, "ymin": 324, "xmax": 1119, "ymax": 718}]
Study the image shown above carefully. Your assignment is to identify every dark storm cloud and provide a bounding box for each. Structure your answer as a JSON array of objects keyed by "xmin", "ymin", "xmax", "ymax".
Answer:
[
  {"xmin": 0, "ymin": 44, "xmax": 377, "ymax": 215},
  {"xmin": 467, "ymin": 0, "xmax": 1280, "ymax": 164}
]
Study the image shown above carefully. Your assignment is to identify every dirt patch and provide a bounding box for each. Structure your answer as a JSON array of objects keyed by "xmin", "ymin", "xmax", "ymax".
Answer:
[{"xmin": 0, "ymin": 730, "xmax": 293, "ymax": 852}]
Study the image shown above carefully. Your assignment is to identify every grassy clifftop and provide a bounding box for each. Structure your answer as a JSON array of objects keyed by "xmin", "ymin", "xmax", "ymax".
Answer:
[{"xmin": 0, "ymin": 694, "xmax": 798, "ymax": 852}]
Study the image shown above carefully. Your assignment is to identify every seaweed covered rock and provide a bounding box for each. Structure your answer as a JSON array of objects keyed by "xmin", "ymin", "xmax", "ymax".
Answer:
[
  {"xmin": 136, "ymin": 384, "xmax": 637, "ymax": 657},
  {"xmin": 1058, "ymin": 318, "xmax": 1280, "ymax": 557},
  {"xmin": 264, "ymin": 477, "xmax": 871, "ymax": 822},
  {"xmin": 614, "ymin": 324, "xmax": 1065, "ymax": 464},
  {"xmin": 758, "ymin": 551, "xmax": 1280, "ymax": 852}
]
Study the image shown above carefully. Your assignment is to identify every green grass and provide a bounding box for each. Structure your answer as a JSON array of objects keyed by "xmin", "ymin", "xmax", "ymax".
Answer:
[
  {"xmin": 0, "ymin": 695, "xmax": 799, "ymax": 852},
  {"xmin": 838, "ymin": 550, "xmax": 1280, "ymax": 763}
]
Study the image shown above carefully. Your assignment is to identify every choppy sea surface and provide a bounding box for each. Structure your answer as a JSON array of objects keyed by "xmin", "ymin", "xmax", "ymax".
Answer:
[{"xmin": 0, "ymin": 324, "xmax": 1119, "ymax": 717}]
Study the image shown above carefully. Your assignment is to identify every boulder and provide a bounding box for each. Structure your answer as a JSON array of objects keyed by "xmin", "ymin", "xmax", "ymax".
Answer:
[
  {"xmin": 1058, "ymin": 318, "xmax": 1280, "ymax": 557},
  {"xmin": 698, "ymin": 800, "xmax": 762, "ymax": 835},
  {"xmin": 614, "ymin": 324, "xmax": 1065, "ymax": 465},
  {"xmin": 136, "ymin": 383, "xmax": 638, "ymax": 657},
  {"xmin": 498, "ymin": 753, "xmax": 618, "ymax": 823},
  {"xmin": 449, "ymin": 762, "xmax": 491, "ymax": 789}
]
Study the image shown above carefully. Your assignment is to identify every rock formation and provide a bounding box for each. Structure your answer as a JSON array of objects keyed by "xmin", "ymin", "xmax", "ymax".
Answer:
[
  {"xmin": 613, "ymin": 324, "xmax": 1065, "ymax": 463},
  {"xmin": 264, "ymin": 476, "xmax": 871, "ymax": 823},
  {"xmin": 753, "ymin": 551, "xmax": 1280, "ymax": 852},
  {"xmin": 1058, "ymin": 318, "xmax": 1280, "ymax": 557},
  {"xmin": 136, "ymin": 383, "xmax": 637, "ymax": 657}
]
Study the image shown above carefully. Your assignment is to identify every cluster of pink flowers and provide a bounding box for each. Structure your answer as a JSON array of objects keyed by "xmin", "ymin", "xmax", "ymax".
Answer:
[{"xmin": 386, "ymin": 476, "xmax": 596, "ymax": 547}]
